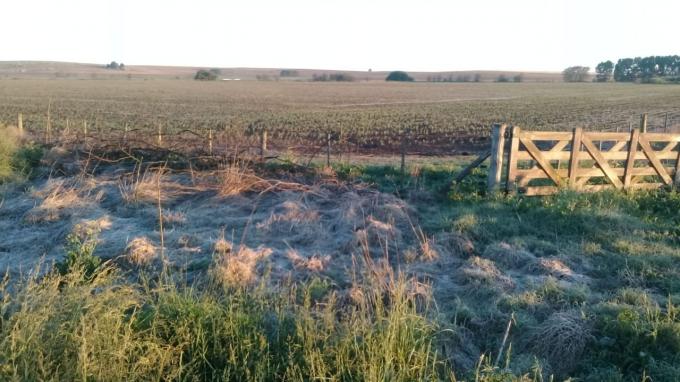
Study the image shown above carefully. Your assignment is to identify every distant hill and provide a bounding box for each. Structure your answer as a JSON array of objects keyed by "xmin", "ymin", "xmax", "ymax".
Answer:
[{"xmin": 0, "ymin": 61, "xmax": 563, "ymax": 82}]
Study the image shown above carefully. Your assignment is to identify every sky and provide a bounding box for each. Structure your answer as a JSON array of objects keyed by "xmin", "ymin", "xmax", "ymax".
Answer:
[{"xmin": 1, "ymin": 0, "xmax": 678, "ymax": 72}]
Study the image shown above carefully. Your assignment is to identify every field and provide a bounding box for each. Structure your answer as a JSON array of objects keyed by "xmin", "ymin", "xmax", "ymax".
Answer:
[
  {"xmin": 1, "ymin": 79, "xmax": 680, "ymax": 156},
  {"xmin": 1, "ymin": 75, "xmax": 680, "ymax": 381}
]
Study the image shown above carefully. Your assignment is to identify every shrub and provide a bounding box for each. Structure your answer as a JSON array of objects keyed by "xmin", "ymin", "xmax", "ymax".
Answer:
[
  {"xmin": 0, "ymin": 125, "xmax": 42, "ymax": 183},
  {"xmin": 386, "ymin": 71, "xmax": 414, "ymax": 82},
  {"xmin": 194, "ymin": 69, "xmax": 220, "ymax": 81}
]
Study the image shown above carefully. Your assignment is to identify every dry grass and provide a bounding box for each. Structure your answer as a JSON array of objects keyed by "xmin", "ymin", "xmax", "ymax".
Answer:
[{"xmin": 528, "ymin": 310, "xmax": 593, "ymax": 375}]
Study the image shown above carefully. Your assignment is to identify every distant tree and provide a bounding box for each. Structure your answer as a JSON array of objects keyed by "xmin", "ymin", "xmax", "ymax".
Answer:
[
  {"xmin": 595, "ymin": 61, "xmax": 614, "ymax": 82},
  {"xmin": 495, "ymin": 74, "xmax": 510, "ymax": 83},
  {"xmin": 105, "ymin": 61, "xmax": 125, "ymax": 70},
  {"xmin": 312, "ymin": 73, "xmax": 354, "ymax": 82},
  {"xmin": 473, "ymin": 73, "xmax": 482, "ymax": 82},
  {"xmin": 194, "ymin": 69, "xmax": 218, "ymax": 81},
  {"xmin": 513, "ymin": 73, "xmax": 524, "ymax": 83},
  {"xmin": 613, "ymin": 55, "xmax": 680, "ymax": 82},
  {"xmin": 385, "ymin": 71, "xmax": 414, "ymax": 82},
  {"xmin": 280, "ymin": 69, "xmax": 299, "ymax": 77},
  {"xmin": 562, "ymin": 66, "xmax": 590, "ymax": 82}
]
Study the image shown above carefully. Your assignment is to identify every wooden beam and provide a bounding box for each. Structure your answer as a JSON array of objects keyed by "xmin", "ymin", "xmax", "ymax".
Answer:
[
  {"xmin": 568, "ymin": 128, "xmax": 583, "ymax": 188},
  {"xmin": 638, "ymin": 135, "xmax": 673, "ymax": 185},
  {"xmin": 520, "ymin": 137, "xmax": 562, "ymax": 186},
  {"xmin": 488, "ymin": 124, "xmax": 507, "ymax": 192},
  {"xmin": 505, "ymin": 126, "xmax": 521, "ymax": 193},
  {"xmin": 581, "ymin": 135, "xmax": 624, "ymax": 188},
  {"xmin": 624, "ymin": 129, "xmax": 639, "ymax": 189},
  {"xmin": 454, "ymin": 151, "xmax": 490, "ymax": 183}
]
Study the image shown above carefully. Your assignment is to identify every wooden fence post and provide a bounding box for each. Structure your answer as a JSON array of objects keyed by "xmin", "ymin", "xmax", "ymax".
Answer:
[
  {"xmin": 664, "ymin": 113, "xmax": 669, "ymax": 132},
  {"xmin": 640, "ymin": 113, "xmax": 648, "ymax": 133},
  {"xmin": 400, "ymin": 135, "xmax": 406, "ymax": 174},
  {"xmin": 46, "ymin": 100, "xmax": 51, "ymax": 144},
  {"xmin": 260, "ymin": 129, "xmax": 267, "ymax": 159},
  {"xmin": 568, "ymin": 128, "xmax": 583, "ymax": 188},
  {"xmin": 157, "ymin": 123, "xmax": 163, "ymax": 146},
  {"xmin": 17, "ymin": 113, "xmax": 23, "ymax": 134},
  {"xmin": 208, "ymin": 128, "xmax": 213, "ymax": 156},
  {"xmin": 326, "ymin": 132, "xmax": 332, "ymax": 167},
  {"xmin": 488, "ymin": 124, "xmax": 507, "ymax": 192},
  {"xmin": 505, "ymin": 126, "xmax": 520, "ymax": 193}
]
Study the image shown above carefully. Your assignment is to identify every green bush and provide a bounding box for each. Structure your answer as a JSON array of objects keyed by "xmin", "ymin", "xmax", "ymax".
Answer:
[
  {"xmin": 386, "ymin": 71, "xmax": 414, "ymax": 82},
  {"xmin": 0, "ymin": 126, "xmax": 43, "ymax": 183}
]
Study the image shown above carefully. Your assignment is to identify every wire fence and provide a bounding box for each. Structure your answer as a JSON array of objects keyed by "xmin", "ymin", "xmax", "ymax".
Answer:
[{"xmin": 7, "ymin": 109, "xmax": 680, "ymax": 166}]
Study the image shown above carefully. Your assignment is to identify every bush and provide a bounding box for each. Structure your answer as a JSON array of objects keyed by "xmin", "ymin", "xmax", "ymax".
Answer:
[
  {"xmin": 194, "ymin": 69, "xmax": 220, "ymax": 81},
  {"xmin": 386, "ymin": 71, "xmax": 414, "ymax": 82},
  {"xmin": 0, "ymin": 125, "xmax": 42, "ymax": 183}
]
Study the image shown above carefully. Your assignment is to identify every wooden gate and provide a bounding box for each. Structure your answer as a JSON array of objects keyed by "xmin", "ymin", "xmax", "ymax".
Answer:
[{"xmin": 487, "ymin": 125, "xmax": 680, "ymax": 195}]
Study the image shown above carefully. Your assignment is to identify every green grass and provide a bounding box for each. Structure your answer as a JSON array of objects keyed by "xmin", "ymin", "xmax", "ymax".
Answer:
[
  {"xmin": 0, "ymin": 125, "xmax": 43, "ymax": 183},
  {"xmin": 0, "ymin": 242, "xmax": 448, "ymax": 381}
]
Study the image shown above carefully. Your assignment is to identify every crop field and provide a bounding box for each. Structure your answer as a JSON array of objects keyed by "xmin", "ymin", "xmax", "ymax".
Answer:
[{"xmin": 1, "ymin": 79, "xmax": 680, "ymax": 155}]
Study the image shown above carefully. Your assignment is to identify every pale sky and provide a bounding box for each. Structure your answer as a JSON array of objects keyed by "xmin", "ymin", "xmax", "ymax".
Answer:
[{"xmin": 2, "ymin": 0, "xmax": 678, "ymax": 72}]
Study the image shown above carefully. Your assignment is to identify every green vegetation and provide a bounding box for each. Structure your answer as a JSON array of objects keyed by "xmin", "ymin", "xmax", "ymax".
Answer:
[
  {"xmin": 194, "ymin": 68, "xmax": 220, "ymax": 81},
  {"xmin": 0, "ymin": 125, "xmax": 42, "ymax": 183},
  {"xmin": 562, "ymin": 66, "xmax": 591, "ymax": 82},
  {"xmin": 0, "ymin": 250, "xmax": 445, "ymax": 381},
  {"xmin": 385, "ymin": 71, "xmax": 414, "ymax": 82},
  {"xmin": 334, "ymin": 162, "xmax": 680, "ymax": 380},
  {"xmin": 613, "ymin": 55, "xmax": 680, "ymax": 83},
  {"xmin": 312, "ymin": 73, "xmax": 355, "ymax": 82}
]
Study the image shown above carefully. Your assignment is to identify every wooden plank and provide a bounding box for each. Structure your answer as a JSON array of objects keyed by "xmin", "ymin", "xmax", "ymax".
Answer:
[
  {"xmin": 520, "ymin": 137, "xmax": 562, "ymax": 186},
  {"xmin": 581, "ymin": 135, "xmax": 624, "ymax": 188},
  {"xmin": 517, "ymin": 166, "xmax": 677, "ymax": 180},
  {"xmin": 488, "ymin": 124, "xmax": 507, "ymax": 192},
  {"xmin": 568, "ymin": 128, "xmax": 583, "ymax": 188},
  {"xmin": 518, "ymin": 131, "xmax": 572, "ymax": 140},
  {"xmin": 641, "ymin": 133, "xmax": 680, "ymax": 142},
  {"xmin": 505, "ymin": 126, "xmax": 521, "ymax": 193},
  {"xmin": 584, "ymin": 132, "xmax": 631, "ymax": 141},
  {"xmin": 609, "ymin": 141, "xmax": 628, "ymax": 152},
  {"xmin": 515, "ymin": 150, "xmax": 680, "ymax": 161},
  {"xmin": 455, "ymin": 151, "xmax": 490, "ymax": 183},
  {"xmin": 638, "ymin": 135, "xmax": 673, "ymax": 185},
  {"xmin": 624, "ymin": 129, "xmax": 639, "ymax": 189},
  {"xmin": 550, "ymin": 140, "xmax": 570, "ymax": 152}
]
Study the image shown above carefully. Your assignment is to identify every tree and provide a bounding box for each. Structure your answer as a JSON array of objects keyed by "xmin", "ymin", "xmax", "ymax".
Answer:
[
  {"xmin": 194, "ymin": 69, "xmax": 219, "ymax": 81},
  {"xmin": 595, "ymin": 61, "xmax": 613, "ymax": 82},
  {"xmin": 105, "ymin": 61, "xmax": 125, "ymax": 70},
  {"xmin": 385, "ymin": 71, "xmax": 414, "ymax": 82},
  {"xmin": 562, "ymin": 66, "xmax": 590, "ymax": 82},
  {"xmin": 495, "ymin": 74, "xmax": 510, "ymax": 83},
  {"xmin": 280, "ymin": 69, "xmax": 298, "ymax": 77},
  {"xmin": 473, "ymin": 73, "xmax": 482, "ymax": 82},
  {"xmin": 513, "ymin": 73, "xmax": 524, "ymax": 83}
]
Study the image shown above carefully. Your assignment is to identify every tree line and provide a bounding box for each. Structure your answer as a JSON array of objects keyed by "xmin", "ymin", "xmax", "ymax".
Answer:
[{"xmin": 595, "ymin": 55, "xmax": 680, "ymax": 83}]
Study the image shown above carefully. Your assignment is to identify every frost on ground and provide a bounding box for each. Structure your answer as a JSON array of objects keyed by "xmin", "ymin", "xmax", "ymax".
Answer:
[{"xmin": 0, "ymin": 162, "xmax": 590, "ymax": 304}]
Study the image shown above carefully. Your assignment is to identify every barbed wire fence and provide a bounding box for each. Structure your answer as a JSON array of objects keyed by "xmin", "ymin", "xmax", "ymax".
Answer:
[{"xmin": 5, "ymin": 108, "xmax": 680, "ymax": 171}]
